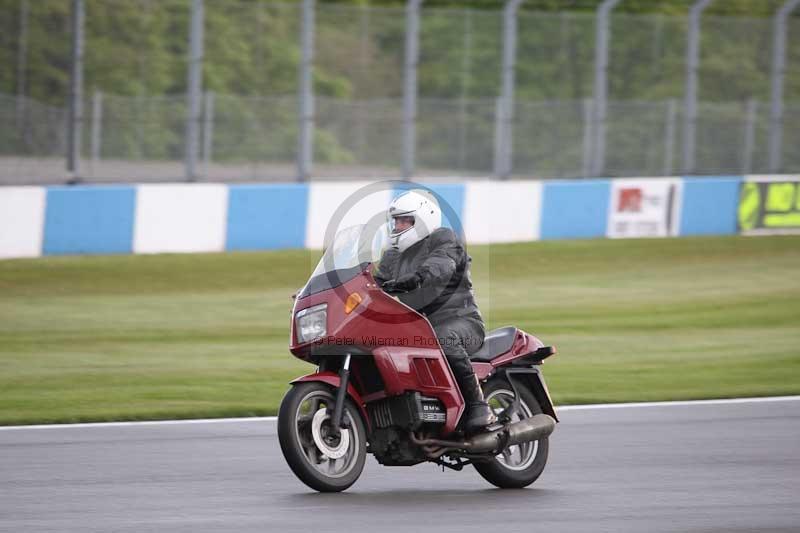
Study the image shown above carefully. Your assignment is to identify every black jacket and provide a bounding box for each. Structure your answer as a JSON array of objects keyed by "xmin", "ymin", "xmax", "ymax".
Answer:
[{"xmin": 373, "ymin": 227, "xmax": 483, "ymax": 327}]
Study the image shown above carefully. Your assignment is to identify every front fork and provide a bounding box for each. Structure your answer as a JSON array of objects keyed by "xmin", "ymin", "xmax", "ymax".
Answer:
[{"xmin": 329, "ymin": 353, "xmax": 351, "ymax": 436}]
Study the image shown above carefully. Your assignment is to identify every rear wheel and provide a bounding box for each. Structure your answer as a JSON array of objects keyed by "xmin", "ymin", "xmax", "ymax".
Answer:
[
  {"xmin": 278, "ymin": 382, "xmax": 367, "ymax": 492},
  {"xmin": 472, "ymin": 377, "xmax": 549, "ymax": 489}
]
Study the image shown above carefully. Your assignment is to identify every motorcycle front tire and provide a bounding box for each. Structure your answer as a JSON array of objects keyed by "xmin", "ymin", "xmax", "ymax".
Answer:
[{"xmin": 278, "ymin": 381, "xmax": 367, "ymax": 493}]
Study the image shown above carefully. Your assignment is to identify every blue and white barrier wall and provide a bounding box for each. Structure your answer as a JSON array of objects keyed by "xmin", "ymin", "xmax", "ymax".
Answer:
[{"xmin": 1, "ymin": 176, "xmax": 796, "ymax": 259}]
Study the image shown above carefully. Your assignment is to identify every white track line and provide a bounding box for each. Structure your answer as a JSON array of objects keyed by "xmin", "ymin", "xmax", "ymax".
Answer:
[
  {"xmin": 0, "ymin": 416, "xmax": 278, "ymax": 431},
  {"xmin": 556, "ymin": 395, "xmax": 800, "ymax": 411},
  {"xmin": 1, "ymin": 395, "xmax": 798, "ymax": 431}
]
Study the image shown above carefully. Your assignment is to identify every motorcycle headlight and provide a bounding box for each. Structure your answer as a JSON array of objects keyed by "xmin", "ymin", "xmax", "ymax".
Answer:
[{"xmin": 295, "ymin": 303, "xmax": 327, "ymax": 343}]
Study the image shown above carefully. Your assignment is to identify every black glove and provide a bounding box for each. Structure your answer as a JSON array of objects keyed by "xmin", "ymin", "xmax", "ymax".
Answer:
[{"xmin": 381, "ymin": 272, "xmax": 424, "ymax": 293}]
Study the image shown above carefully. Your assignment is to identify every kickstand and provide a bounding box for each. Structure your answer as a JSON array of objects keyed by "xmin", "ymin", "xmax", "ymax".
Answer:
[{"xmin": 435, "ymin": 456, "xmax": 471, "ymax": 471}]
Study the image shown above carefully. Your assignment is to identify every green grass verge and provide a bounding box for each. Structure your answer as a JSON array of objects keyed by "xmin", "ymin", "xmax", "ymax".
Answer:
[{"xmin": 1, "ymin": 236, "xmax": 798, "ymax": 425}]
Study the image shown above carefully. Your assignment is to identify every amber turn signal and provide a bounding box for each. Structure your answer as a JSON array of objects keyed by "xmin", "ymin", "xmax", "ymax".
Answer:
[{"xmin": 344, "ymin": 292, "xmax": 363, "ymax": 314}]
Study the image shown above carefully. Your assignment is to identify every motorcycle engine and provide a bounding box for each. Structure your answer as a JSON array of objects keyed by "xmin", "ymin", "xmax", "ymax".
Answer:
[
  {"xmin": 368, "ymin": 392, "xmax": 446, "ymax": 430},
  {"xmin": 366, "ymin": 392, "xmax": 446, "ymax": 466}
]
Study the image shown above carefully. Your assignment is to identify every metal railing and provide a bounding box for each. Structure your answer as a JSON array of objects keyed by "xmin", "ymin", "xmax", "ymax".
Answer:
[{"xmin": 1, "ymin": 0, "xmax": 799, "ymax": 184}]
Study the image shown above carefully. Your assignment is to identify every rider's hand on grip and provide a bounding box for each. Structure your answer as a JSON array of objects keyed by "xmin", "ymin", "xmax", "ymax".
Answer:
[{"xmin": 381, "ymin": 272, "xmax": 423, "ymax": 293}]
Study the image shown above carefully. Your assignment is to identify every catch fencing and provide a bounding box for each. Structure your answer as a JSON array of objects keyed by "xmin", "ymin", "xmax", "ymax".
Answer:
[{"xmin": 1, "ymin": 0, "xmax": 799, "ymax": 184}]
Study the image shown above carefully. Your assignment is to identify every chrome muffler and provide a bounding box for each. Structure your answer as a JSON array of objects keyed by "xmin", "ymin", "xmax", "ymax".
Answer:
[{"xmin": 412, "ymin": 414, "xmax": 556, "ymax": 455}]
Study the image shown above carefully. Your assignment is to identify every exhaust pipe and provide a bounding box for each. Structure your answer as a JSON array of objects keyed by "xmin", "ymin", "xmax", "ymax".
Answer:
[
  {"xmin": 469, "ymin": 414, "xmax": 555, "ymax": 453},
  {"xmin": 412, "ymin": 414, "xmax": 556, "ymax": 455}
]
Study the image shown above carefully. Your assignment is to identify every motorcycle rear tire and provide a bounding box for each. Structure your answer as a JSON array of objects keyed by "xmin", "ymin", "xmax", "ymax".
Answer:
[{"xmin": 472, "ymin": 377, "xmax": 550, "ymax": 489}]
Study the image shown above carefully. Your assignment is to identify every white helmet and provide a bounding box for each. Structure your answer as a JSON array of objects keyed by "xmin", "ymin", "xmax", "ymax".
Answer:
[{"xmin": 387, "ymin": 189, "xmax": 442, "ymax": 252}]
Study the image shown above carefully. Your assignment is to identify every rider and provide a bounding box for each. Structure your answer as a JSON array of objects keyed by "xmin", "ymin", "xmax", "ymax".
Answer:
[{"xmin": 374, "ymin": 189, "xmax": 496, "ymax": 433}]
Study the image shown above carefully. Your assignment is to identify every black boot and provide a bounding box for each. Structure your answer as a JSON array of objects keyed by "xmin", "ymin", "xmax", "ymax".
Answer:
[{"xmin": 459, "ymin": 375, "xmax": 496, "ymax": 433}]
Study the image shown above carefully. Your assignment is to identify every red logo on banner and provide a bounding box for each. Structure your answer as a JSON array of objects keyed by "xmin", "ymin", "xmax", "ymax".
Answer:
[{"xmin": 618, "ymin": 188, "xmax": 643, "ymax": 212}]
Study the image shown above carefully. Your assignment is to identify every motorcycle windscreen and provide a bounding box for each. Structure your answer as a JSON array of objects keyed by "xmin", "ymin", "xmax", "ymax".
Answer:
[{"xmin": 298, "ymin": 224, "xmax": 387, "ymax": 299}]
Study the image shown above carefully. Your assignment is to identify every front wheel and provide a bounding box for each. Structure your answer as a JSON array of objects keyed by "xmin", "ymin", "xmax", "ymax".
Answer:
[
  {"xmin": 472, "ymin": 377, "xmax": 550, "ymax": 489},
  {"xmin": 278, "ymin": 382, "xmax": 367, "ymax": 492}
]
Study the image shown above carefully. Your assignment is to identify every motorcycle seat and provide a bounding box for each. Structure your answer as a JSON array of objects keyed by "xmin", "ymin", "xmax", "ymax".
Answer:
[{"xmin": 469, "ymin": 326, "xmax": 517, "ymax": 362}]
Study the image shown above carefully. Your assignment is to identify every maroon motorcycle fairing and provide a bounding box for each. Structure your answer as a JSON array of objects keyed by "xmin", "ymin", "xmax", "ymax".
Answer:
[{"xmin": 290, "ymin": 264, "xmax": 554, "ymax": 437}]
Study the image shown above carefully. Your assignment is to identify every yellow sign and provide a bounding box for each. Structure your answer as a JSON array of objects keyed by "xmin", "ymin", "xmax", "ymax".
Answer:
[
  {"xmin": 738, "ymin": 182, "xmax": 760, "ymax": 231},
  {"xmin": 739, "ymin": 178, "xmax": 800, "ymax": 234}
]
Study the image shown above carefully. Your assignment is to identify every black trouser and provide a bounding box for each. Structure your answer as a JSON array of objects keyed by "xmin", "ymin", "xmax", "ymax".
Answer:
[{"xmin": 431, "ymin": 314, "xmax": 485, "ymax": 402}]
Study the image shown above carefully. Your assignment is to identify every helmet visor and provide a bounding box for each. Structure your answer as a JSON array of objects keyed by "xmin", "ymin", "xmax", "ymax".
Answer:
[{"xmin": 389, "ymin": 214, "xmax": 415, "ymax": 235}]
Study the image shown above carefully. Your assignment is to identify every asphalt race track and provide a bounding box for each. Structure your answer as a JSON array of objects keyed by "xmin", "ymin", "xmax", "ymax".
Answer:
[{"xmin": 1, "ymin": 398, "xmax": 799, "ymax": 533}]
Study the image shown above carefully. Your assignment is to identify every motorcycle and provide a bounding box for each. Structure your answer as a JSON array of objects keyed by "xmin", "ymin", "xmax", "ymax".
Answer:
[{"xmin": 277, "ymin": 224, "xmax": 558, "ymax": 492}]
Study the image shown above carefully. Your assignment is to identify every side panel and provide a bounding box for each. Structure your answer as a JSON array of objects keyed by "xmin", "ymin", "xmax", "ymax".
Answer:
[
  {"xmin": 680, "ymin": 177, "xmax": 741, "ymax": 236},
  {"xmin": 472, "ymin": 362, "xmax": 494, "ymax": 381},
  {"xmin": 0, "ymin": 186, "xmax": 46, "ymax": 259},
  {"xmin": 43, "ymin": 185, "xmax": 136, "ymax": 255},
  {"xmin": 372, "ymin": 346, "xmax": 465, "ymax": 436},
  {"xmin": 540, "ymin": 180, "xmax": 611, "ymax": 239},
  {"xmin": 488, "ymin": 330, "xmax": 544, "ymax": 368}
]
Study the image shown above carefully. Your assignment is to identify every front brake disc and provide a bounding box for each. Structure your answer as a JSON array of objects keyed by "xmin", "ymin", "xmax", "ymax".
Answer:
[{"xmin": 311, "ymin": 408, "xmax": 350, "ymax": 459}]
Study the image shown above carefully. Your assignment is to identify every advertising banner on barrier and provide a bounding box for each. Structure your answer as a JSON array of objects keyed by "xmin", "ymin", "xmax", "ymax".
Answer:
[
  {"xmin": 606, "ymin": 178, "xmax": 682, "ymax": 238},
  {"xmin": 739, "ymin": 176, "xmax": 800, "ymax": 235}
]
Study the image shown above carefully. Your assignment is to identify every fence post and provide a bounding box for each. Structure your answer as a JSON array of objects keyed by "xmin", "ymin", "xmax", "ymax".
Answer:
[
  {"xmin": 682, "ymin": 0, "xmax": 714, "ymax": 175},
  {"xmin": 203, "ymin": 91, "xmax": 215, "ymax": 180},
  {"xmin": 185, "ymin": 0, "xmax": 204, "ymax": 182},
  {"xmin": 743, "ymin": 98, "xmax": 758, "ymax": 174},
  {"xmin": 663, "ymin": 99, "xmax": 677, "ymax": 176},
  {"xmin": 581, "ymin": 98, "xmax": 594, "ymax": 178},
  {"xmin": 769, "ymin": 0, "xmax": 800, "ymax": 173},
  {"xmin": 297, "ymin": 0, "xmax": 315, "ymax": 182},
  {"xmin": 457, "ymin": 8, "xmax": 473, "ymax": 171},
  {"xmin": 493, "ymin": 98, "xmax": 505, "ymax": 178},
  {"xmin": 591, "ymin": 0, "xmax": 623, "ymax": 178},
  {"xmin": 492, "ymin": 102, "xmax": 506, "ymax": 179},
  {"xmin": 355, "ymin": 5, "xmax": 370, "ymax": 163},
  {"xmin": 16, "ymin": 0, "xmax": 29, "ymax": 129},
  {"xmin": 402, "ymin": 0, "xmax": 422, "ymax": 180},
  {"xmin": 135, "ymin": 94, "xmax": 145, "ymax": 160},
  {"xmin": 67, "ymin": 0, "xmax": 85, "ymax": 182},
  {"xmin": 494, "ymin": 0, "xmax": 522, "ymax": 179},
  {"xmin": 90, "ymin": 90, "xmax": 103, "ymax": 177}
]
